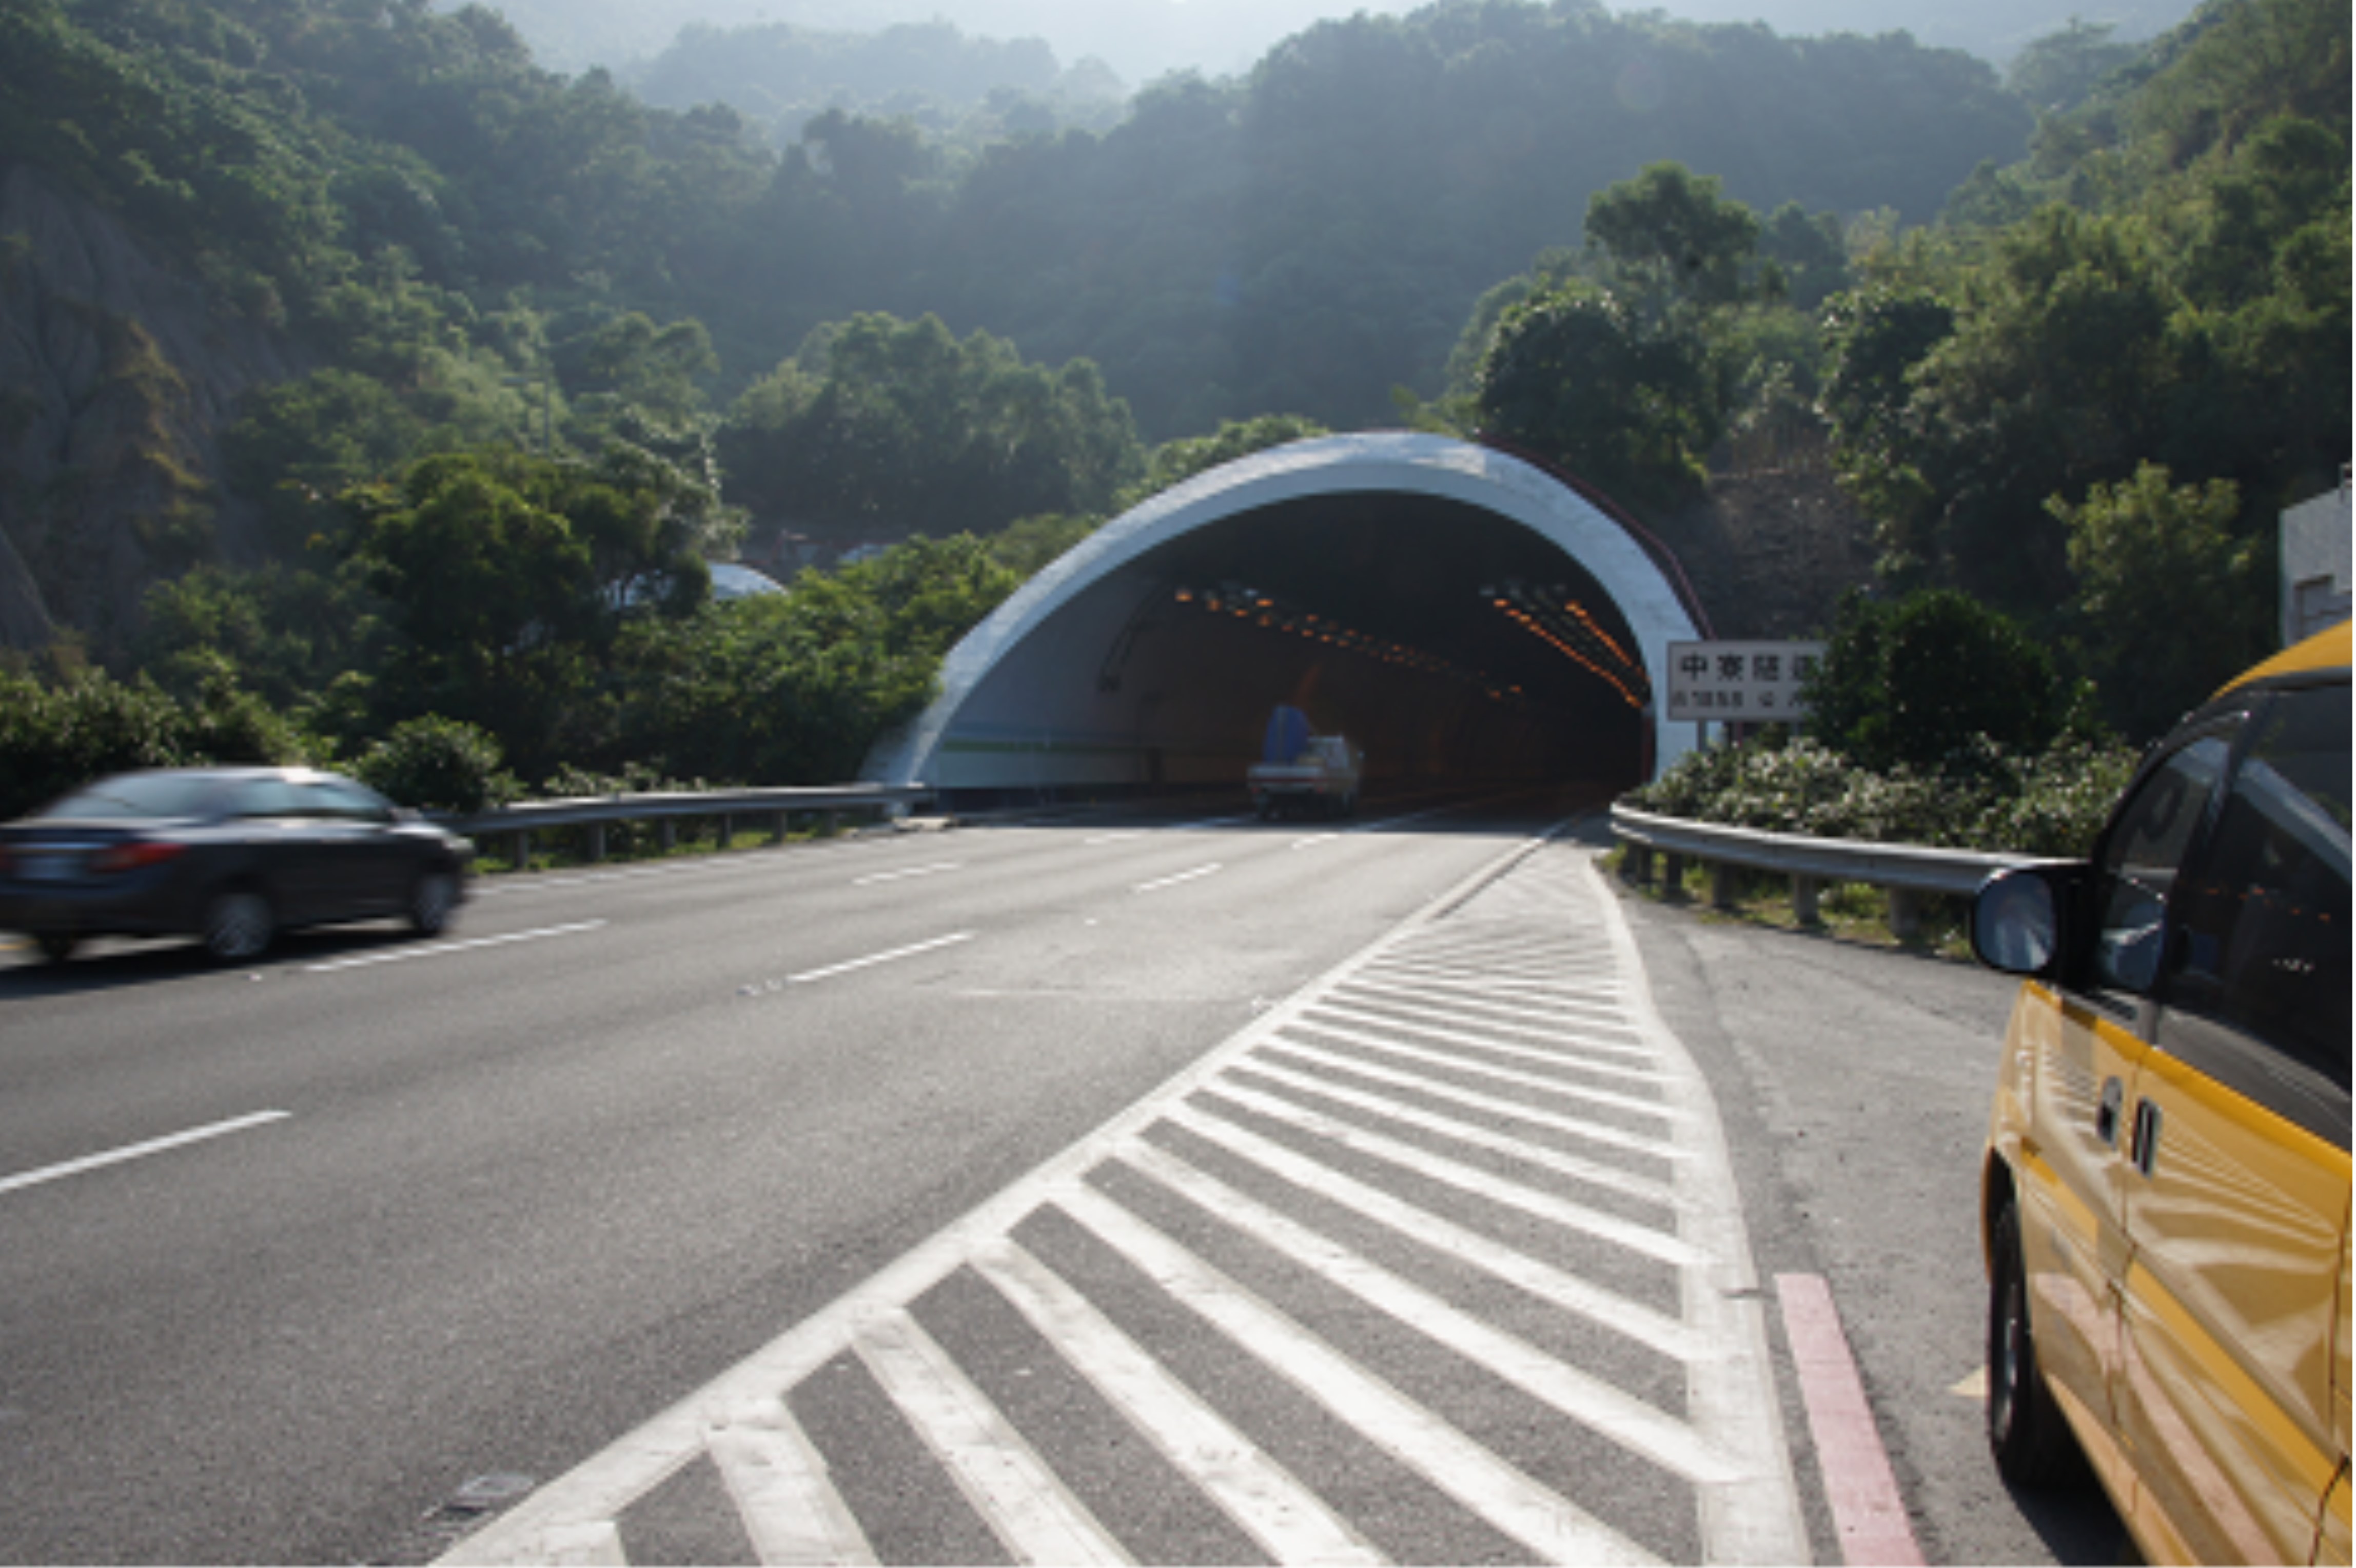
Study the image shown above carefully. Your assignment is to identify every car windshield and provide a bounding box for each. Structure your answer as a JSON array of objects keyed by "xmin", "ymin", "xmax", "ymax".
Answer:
[{"xmin": 42, "ymin": 774, "xmax": 226, "ymax": 820}]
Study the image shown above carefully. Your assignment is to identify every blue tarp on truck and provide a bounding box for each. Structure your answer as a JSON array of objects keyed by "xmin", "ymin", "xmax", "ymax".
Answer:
[{"xmin": 1262, "ymin": 704, "xmax": 1312, "ymax": 765}]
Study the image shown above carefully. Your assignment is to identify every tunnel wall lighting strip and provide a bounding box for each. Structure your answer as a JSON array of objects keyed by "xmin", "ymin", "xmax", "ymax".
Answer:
[
  {"xmin": 1484, "ymin": 581, "xmax": 1651, "ymax": 704},
  {"xmin": 1171, "ymin": 585, "xmax": 1510, "ymax": 702}
]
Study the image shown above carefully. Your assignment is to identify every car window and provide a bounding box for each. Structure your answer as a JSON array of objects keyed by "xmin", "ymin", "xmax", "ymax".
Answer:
[
  {"xmin": 234, "ymin": 778, "xmax": 307, "ymax": 818},
  {"xmin": 2163, "ymin": 685, "xmax": 2351, "ymax": 1133},
  {"xmin": 2090, "ymin": 731, "xmax": 2234, "ymax": 993},
  {"xmin": 44, "ymin": 774, "xmax": 222, "ymax": 819},
  {"xmin": 302, "ymin": 778, "xmax": 394, "ymax": 823}
]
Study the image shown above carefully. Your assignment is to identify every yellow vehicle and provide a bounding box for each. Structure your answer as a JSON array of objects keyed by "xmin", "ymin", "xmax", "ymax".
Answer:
[{"xmin": 1970, "ymin": 621, "xmax": 2350, "ymax": 1564}]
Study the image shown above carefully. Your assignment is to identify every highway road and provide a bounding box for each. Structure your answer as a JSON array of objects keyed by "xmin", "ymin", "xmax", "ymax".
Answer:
[{"xmin": 0, "ymin": 795, "xmax": 2128, "ymax": 1564}]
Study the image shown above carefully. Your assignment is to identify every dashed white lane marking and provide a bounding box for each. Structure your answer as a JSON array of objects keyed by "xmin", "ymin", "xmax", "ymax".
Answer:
[
  {"xmin": 441, "ymin": 840, "xmax": 1808, "ymax": 1567},
  {"xmin": 1133, "ymin": 864, "xmax": 1223, "ymax": 894},
  {"xmin": 307, "ymin": 922, "xmax": 607, "ymax": 973},
  {"xmin": 785, "ymin": 932, "xmax": 976, "ymax": 986},
  {"xmin": 0, "ymin": 1110, "xmax": 290, "ymax": 1198},
  {"xmin": 852, "ymin": 862, "xmax": 961, "ymax": 886}
]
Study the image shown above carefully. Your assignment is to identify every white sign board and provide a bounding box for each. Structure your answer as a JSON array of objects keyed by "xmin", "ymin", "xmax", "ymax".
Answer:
[{"xmin": 1666, "ymin": 641, "xmax": 1828, "ymax": 723}]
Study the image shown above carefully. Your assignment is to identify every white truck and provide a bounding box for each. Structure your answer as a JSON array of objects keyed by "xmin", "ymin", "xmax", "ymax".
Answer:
[{"xmin": 1249, "ymin": 710, "xmax": 1363, "ymax": 820}]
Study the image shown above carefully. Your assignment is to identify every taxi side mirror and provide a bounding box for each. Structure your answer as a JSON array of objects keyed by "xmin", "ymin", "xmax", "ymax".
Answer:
[{"xmin": 1970, "ymin": 862, "xmax": 2087, "ymax": 979}]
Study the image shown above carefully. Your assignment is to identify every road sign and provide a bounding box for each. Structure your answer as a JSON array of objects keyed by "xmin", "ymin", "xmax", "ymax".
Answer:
[{"xmin": 1666, "ymin": 641, "xmax": 1827, "ymax": 723}]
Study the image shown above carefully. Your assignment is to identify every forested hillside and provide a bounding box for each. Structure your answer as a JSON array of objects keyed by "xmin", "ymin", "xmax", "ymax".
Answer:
[
  {"xmin": 625, "ymin": 19, "xmax": 1129, "ymax": 147},
  {"xmin": 0, "ymin": 0, "xmax": 2344, "ymax": 807}
]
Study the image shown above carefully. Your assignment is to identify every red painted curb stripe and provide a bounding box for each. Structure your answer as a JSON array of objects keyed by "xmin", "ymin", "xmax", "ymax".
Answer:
[{"xmin": 1776, "ymin": 1273, "xmax": 1927, "ymax": 1566}]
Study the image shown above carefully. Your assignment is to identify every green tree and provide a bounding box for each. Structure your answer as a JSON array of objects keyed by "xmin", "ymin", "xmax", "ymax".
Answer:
[
  {"xmin": 1805, "ymin": 589, "xmax": 2077, "ymax": 771},
  {"xmin": 2006, "ymin": 21, "xmax": 2141, "ymax": 114},
  {"xmin": 612, "ymin": 535, "xmax": 1017, "ymax": 784},
  {"xmin": 1584, "ymin": 162, "xmax": 1763, "ymax": 309},
  {"xmin": 341, "ymin": 445, "xmax": 713, "ymax": 774},
  {"xmin": 1825, "ymin": 208, "xmax": 2192, "ymax": 614},
  {"xmin": 222, "ymin": 370, "xmax": 434, "ymax": 555},
  {"xmin": 0, "ymin": 666, "xmax": 305, "ymax": 819},
  {"xmin": 719, "ymin": 313, "xmax": 1141, "ymax": 542},
  {"xmin": 1117, "ymin": 415, "xmax": 1330, "ymax": 509},
  {"xmin": 1473, "ymin": 282, "xmax": 1717, "ymax": 506},
  {"xmin": 136, "ymin": 561, "xmax": 386, "ymax": 715},
  {"xmin": 2051, "ymin": 464, "xmax": 2268, "ymax": 739}
]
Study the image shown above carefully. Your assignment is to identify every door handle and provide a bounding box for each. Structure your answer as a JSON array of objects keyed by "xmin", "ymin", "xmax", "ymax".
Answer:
[
  {"xmin": 2095, "ymin": 1077, "xmax": 2125, "ymax": 1145},
  {"xmin": 2129, "ymin": 1098, "xmax": 2163, "ymax": 1178}
]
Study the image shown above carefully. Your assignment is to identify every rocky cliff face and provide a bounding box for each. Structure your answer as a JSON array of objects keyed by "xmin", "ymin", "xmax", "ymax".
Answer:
[
  {"xmin": 1651, "ymin": 460, "xmax": 1879, "ymax": 641},
  {"xmin": 0, "ymin": 165, "xmax": 307, "ymax": 653}
]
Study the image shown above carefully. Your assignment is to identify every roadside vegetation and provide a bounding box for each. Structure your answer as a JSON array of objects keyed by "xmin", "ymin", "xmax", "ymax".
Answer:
[{"xmin": 1628, "ymin": 589, "xmax": 2142, "ymax": 858}]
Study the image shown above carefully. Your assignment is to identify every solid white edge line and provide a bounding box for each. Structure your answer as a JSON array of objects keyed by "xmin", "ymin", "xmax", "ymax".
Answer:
[
  {"xmin": 786, "ymin": 931, "xmax": 974, "ymax": 985},
  {"xmin": 307, "ymin": 922, "xmax": 608, "ymax": 973},
  {"xmin": 0, "ymin": 1110, "xmax": 292, "ymax": 1198},
  {"xmin": 1579, "ymin": 854, "xmax": 1811, "ymax": 1565}
]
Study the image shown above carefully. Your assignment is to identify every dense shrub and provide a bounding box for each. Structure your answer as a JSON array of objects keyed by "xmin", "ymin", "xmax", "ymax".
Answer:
[
  {"xmin": 0, "ymin": 668, "xmax": 306, "ymax": 819},
  {"xmin": 350, "ymin": 715, "xmax": 520, "ymax": 815},
  {"xmin": 1625, "ymin": 731, "xmax": 2138, "ymax": 857},
  {"xmin": 1807, "ymin": 589, "xmax": 2082, "ymax": 770}
]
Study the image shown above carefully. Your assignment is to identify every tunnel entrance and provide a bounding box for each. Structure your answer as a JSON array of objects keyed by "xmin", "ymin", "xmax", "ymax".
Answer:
[{"xmin": 868, "ymin": 434, "xmax": 1705, "ymax": 801}]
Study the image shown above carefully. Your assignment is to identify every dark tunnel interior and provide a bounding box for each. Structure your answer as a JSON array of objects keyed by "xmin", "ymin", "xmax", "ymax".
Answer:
[{"xmin": 927, "ymin": 491, "xmax": 1659, "ymax": 800}]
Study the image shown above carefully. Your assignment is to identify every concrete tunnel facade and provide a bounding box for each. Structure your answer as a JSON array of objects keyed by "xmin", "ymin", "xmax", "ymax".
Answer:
[{"xmin": 867, "ymin": 433, "xmax": 1706, "ymax": 799}]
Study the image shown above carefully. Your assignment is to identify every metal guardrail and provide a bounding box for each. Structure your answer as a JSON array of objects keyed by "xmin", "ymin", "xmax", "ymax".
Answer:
[
  {"xmin": 1609, "ymin": 802, "xmax": 2024, "ymax": 937},
  {"xmin": 445, "ymin": 783, "xmax": 935, "ymax": 868}
]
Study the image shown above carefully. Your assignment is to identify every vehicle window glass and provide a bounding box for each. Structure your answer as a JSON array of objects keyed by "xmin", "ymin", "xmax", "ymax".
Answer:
[
  {"xmin": 2167, "ymin": 687, "xmax": 2351, "ymax": 1101},
  {"xmin": 2092, "ymin": 732, "xmax": 2233, "ymax": 992},
  {"xmin": 44, "ymin": 774, "xmax": 220, "ymax": 819},
  {"xmin": 235, "ymin": 779, "xmax": 306, "ymax": 818},
  {"xmin": 303, "ymin": 778, "xmax": 391, "ymax": 822}
]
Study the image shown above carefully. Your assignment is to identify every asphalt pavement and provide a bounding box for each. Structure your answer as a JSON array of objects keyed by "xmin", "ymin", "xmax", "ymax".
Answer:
[{"xmin": 0, "ymin": 795, "xmax": 2131, "ymax": 1565}]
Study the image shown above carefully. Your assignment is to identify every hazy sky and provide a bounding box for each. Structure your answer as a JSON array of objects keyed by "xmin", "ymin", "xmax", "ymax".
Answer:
[{"xmin": 475, "ymin": 0, "xmax": 2199, "ymax": 87}]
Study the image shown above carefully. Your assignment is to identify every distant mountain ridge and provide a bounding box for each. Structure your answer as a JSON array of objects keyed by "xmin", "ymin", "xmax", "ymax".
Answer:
[{"xmin": 442, "ymin": 0, "xmax": 2200, "ymax": 86}]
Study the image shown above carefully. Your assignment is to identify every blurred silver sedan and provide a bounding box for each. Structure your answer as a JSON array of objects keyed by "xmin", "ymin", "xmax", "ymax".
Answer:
[{"xmin": 0, "ymin": 767, "xmax": 474, "ymax": 963}]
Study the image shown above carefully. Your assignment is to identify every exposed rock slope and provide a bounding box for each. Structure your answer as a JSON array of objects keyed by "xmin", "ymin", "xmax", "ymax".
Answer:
[{"xmin": 0, "ymin": 165, "xmax": 306, "ymax": 651}]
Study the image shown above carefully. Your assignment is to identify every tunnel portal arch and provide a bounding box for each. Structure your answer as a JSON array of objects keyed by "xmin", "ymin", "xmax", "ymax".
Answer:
[{"xmin": 869, "ymin": 433, "xmax": 1704, "ymax": 796}]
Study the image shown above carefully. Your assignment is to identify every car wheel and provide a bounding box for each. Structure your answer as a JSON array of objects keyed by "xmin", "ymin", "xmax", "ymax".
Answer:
[
  {"xmin": 200, "ymin": 888, "xmax": 274, "ymax": 963},
  {"xmin": 409, "ymin": 870, "xmax": 459, "ymax": 936},
  {"xmin": 1987, "ymin": 1192, "xmax": 2089, "ymax": 1487},
  {"xmin": 35, "ymin": 931, "xmax": 77, "ymax": 963}
]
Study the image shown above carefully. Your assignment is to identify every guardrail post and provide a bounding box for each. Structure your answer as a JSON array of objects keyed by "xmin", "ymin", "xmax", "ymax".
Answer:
[
  {"xmin": 824, "ymin": 810, "xmax": 841, "ymax": 837},
  {"xmin": 660, "ymin": 819, "xmax": 676, "ymax": 853},
  {"xmin": 718, "ymin": 814, "xmax": 733, "ymax": 849},
  {"xmin": 771, "ymin": 811, "xmax": 789, "ymax": 846},
  {"xmin": 1623, "ymin": 845, "xmax": 1653, "ymax": 887},
  {"xmin": 1887, "ymin": 888, "xmax": 1921, "ymax": 942},
  {"xmin": 1711, "ymin": 861, "xmax": 1740, "ymax": 911},
  {"xmin": 1792, "ymin": 875, "xmax": 1822, "ymax": 926},
  {"xmin": 510, "ymin": 830, "xmax": 530, "ymax": 873},
  {"xmin": 588, "ymin": 822, "xmax": 606, "ymax": 864},
  {"xmin": 1661, "ymin": 852, "xmax": 1685, "ymax": 897}
]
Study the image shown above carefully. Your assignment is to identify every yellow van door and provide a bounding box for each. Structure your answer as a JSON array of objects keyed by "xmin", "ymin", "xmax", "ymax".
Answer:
[
  {"xmin": 2008, "ymin": 726, "xmax": 2243, "ymax": 1475},
  {"xmin": 2116, "ymin": 684, "xmax": 2351, "ymax": 1564}
]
